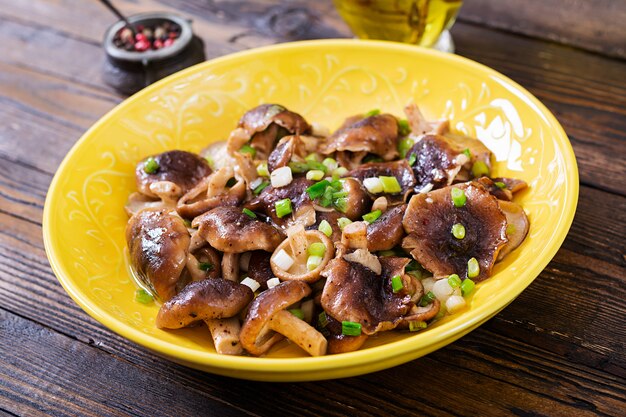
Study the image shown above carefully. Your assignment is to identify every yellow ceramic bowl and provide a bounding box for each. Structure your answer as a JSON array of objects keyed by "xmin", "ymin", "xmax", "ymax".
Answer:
[{"xmin": 43, "ymin": 40, "xmax": 578, "ymax": 381}]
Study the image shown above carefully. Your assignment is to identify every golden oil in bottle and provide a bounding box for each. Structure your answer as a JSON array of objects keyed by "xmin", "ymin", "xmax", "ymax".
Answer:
[{"xmin": 333, "ymin": 0, "xmax": 463, "ymax": 47}]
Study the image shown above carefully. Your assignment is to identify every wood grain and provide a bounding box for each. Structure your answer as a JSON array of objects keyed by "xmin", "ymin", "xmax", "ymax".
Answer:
[{"xmin": 458, "ymin": 0, "xmax": 626, "ymax": 59}]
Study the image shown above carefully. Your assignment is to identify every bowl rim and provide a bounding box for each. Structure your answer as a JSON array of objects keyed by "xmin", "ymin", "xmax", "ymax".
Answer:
[{"xmin": 43, "ymin": 39, "xmax": 579, "ymax": 375}]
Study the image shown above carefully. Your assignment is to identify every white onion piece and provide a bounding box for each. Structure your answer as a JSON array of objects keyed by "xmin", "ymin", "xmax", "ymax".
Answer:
[
  {"xmin": 421, "ymin": 277, "xmax": 436, "ymax": 294},
  {"xmin": 273, "ymin": 249, "xmax": 295, "ymax": 271},
  {"xmin": 363, "ymin": 177, "xmax": 383, "ymax": 194},
  {"xmin": 270, "ymin": 166, "xmax": 293, "ymax": 188},
  {"xmin": 432, "ymin": 278, "xmax": 454, "ymax": 302},
  {"xmin": 446, "ymin": 295, "xmax": 466, "ymax": 314},
  {"xmin": 241, "ymin": 277, "xmax": 260, "ymax": 292},
  {"xmin": 266, "ymin": 277, "xmax": 281, "ymax": 289}
]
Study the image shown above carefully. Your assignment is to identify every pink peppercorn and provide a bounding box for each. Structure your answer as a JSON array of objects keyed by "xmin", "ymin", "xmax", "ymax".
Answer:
[
  {"xmin": 153, "ymin": 39, "xmax": 163, "ymax": 49},
  {"xmin": 163, "ymin": 38, "xmax": 174, "ymax": 47},
  {"xmin": 134, "ymin": 40, "xmax": 150, "ymax": 51}
]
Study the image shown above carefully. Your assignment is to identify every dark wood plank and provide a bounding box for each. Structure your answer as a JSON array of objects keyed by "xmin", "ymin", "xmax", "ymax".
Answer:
[{"xmin": 458, "ymin": 0, "xmax": 626, "ymax": 59}]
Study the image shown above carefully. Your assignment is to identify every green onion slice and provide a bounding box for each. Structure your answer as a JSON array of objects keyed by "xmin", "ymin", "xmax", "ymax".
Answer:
[
  {"xmin": 362, "ymin": 209, "xmax": 382, "ymax": 223},
  {"xmin": 239, "ymin": 144, "xmax": 256, "ymax": 158},
  {"xmin": 307, "ymin": 242, "xmax": 326, "ymax": 257},
  {"xmin": 391, "ymin": 275, "xmax": 404, "ymax": 293},
  {"xmin": 135, "ymin": 289, "xmax": 153, "ymax": 304},
  {"xmin": 467, "ymin": 257, "xmax": 480, "ymax": 278},
  {"xmin": 275, "ymin": 198, "xmax": 292, "ymax": 218},
  {"xmin": 318, "ymin": 220, "xmax": 332, "ymax": 237},
  {"xmin": 379, "ymin": 176, "xmax": 402, "ymax": 194},
  {"xmin": 461, "ymin": 278, "xmax": 475, "ymax": 296},
  {"xmin": 364, "ymin": 109, "xmax": 380, "ymax": 117},
  {"xmin": 289, "ymin": 309, "xmax": 304, "ymax": 320},
  {"xmin": 306, "ymin": 180, "xmax": 330, "ymax": 199},
  {"xmin": 253, "ymin": 181, "xmax": 270, "ymax": 195},
  {"xmin": 409, "ymin": 321, "xmax": 427, "ymax": 332},
  {"xmin": 471, "ymin": 161, "xmax": 490, "ymax": 178},
  {"xmin": 342, "ymin": 321, "xmax": 362, "ymax": 336},
  {"xmin": 448, "ymin": 274, "xmax": 462, "ymax": 289},
  {"xmin": 451, "ymin": 223, "xmax": 466, "ymax": 239},
  {"xmin": 397, "ymin": 119, "xmax": 411, "ymax": 136},
  {"xmin": 242, "ymin": 208, "xmax": 257, "ymax": 219},
  {"xmin": 143, "ymin": 157, "xmax": 159, "ymax": 174},
  {"xmin": 451, "ymin": 187, "xmax": 467, "ymax": 207},
  {"xmin": 198, "ymin": 262, "xmax": 214, "ymax": 271}
]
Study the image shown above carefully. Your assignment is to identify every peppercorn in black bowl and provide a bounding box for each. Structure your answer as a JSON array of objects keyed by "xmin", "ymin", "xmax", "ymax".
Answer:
[{"xmin": 103, "ymin": 12, "xmax": 205, "ymax": 95}]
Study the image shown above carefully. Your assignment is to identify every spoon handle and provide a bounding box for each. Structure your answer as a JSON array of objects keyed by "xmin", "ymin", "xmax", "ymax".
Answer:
[{"xmin": 98, "ymin": 0, "xmax": 132, "ymax": 27}]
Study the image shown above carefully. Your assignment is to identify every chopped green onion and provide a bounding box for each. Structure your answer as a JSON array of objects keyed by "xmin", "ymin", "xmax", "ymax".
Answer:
[
  {"xmin": 471, "ymin": 161, "xmax": 490, "ymax": 178},
  {"xmin": 305, "ymin": 153, "xmax": 320, "ymax": 163},
  {"xmin": 397, "ymin": 119, "xmax": 411, "ymax": 136},
  {"xmin": 239, "ymin": 144, "xmax": 256, "ymax": 158},
  {"xmin": 318, "ymin": 220, "xmax": 332, "ymax": 237},
  {"xmin": 306, "ymin": 180, "xmax": 330, "ymax": 199},
  {"xmin": 322, "ymin": 157, "xmax": 338, "ymax": 172},
  {"xmin": 494, "ymin": 181, "xmax": 506, "ymax": 189},
  {"xmin": 419, "ymin": 291, "xmax": 436, "ymax": 307},
  {"xmin": 332, "ymin": 191, "xmax": 349, "ymax": 199},
  {"xmin": 342, "ymin": 321, "xmax": 362, "ymax": 336},
  {"xmin": 143, "ymin": 157, "xmax": 159, "ymax": 174},
  {"xmin": 198, "ymin": 262, "xmax": 214, "ymax": 271},
  {"xmin": 275, "ymin": 198, "xmax": 292, "ymax": 218},
  {"xmin": 461, "ymin": 278, "xmax": 475, "ymax": 296},
  {"xmin": 391, "ymin": 275, "xmax": 404, "ymax": 293},
  {"xmin": 307, "ymin": 160, "xmax": 327, "ymax": 172},
  {"xmin": 451, "ymin": 188, "xmax": 467, "ymax": 207},
  {"xmin": 256, "ymin": 162, "xmax": 269, "ymax": 177},
  {"xmin": 333, "ymin": 167, "xmax": 348, "ymax": 178},
  {"xmin": 462, "ymin": 148, "xmax": 471, "ymax": 158},
  {"xmin": 307, "ymin": 242, "xmax": 326, "ymax": 257},
  {"xmin": 337, "ymin": 217, "xmax": 352, "ymax": 230},
  {"xmin": 407, "ymin": 153, "xmax": 417, "ymax": 166},
  {"xmin": 289, "ymin": 309, "xmax": 304, "ymax": 320},
  {"xmin": 398, "ymin": 137, "xmax": 414, "ymax": 158},
  {"xmin": 135, "ymin": 289, "xmax": 153, "ymax": 304},
  {"xmin": 329, "ymin": 180, "xmax": 343, "ymax": 192},
  {"xmin": 253, "ymin": 181, "xmax": 270, "ymax": 195},
  {"xmin": 362, "ymin": 209, "xmax": 382, "ymax": 223},
  {"xmin": 242, "ymin": 208, "xmax": 257, "ymax": 219},
  {"xmin": 288, "ymin": 161, "xmax": 310, "ymax": 173},
  {"xmin": 318, "ymin": 311, "xmax": 329, "ymax": 328},
  {"xmin": 467, "ymin": 257, "xmax": 480, "ymax": 278},
  {"xmin": 363, "ymin": 177, "xmax": 384, "ymax": 194},
  {"xmin": 319, "ymin": 186, "xmax": 334, "ymax": 207},
  {"xmin": 409, "ymin": 321, "xmax": 427, "ymax": 332},
  {"xmin": 364, "ymin": 108, "xmax": 380, "ymax": 117},
  {"xmin": 379, "ymin": 176, "xmax": 402, "ymax": 194},
  {"xmin": 306, "ymin": 169, "xmax": 325, "ymax": 181},
  {"xmin": 307, "ymin": 255, "xmax": 323, "ymax": 271},
  {"xmin": 447, "ymin": 274, "xmax": 462, "ymax": 289},
  {"xmin": 451, "ymin": 223, "xmax": 466, "ymax": 239},
  {"xmin": 506, "ymin": 224, "xmax": 516, "ymax": 236},
  {"xmin": 334, "ymin": 197, "xmax": 348, "ymax": 213}
]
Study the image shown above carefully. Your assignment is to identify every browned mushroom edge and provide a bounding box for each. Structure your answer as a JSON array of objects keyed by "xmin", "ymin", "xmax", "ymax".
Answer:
[
  {"xmin": 402, "ymin": 182, "xmax": 508, "ymax": 281},
  {"xmin": 135, "ymin": 150, "xmax": 212, "ymax": 198},
  {"xmin": 126, "ymin": 208, "xmax": 190, "ymax": 302},
  {"xmin": 192, "ymin": 206, "xmax": 284, "ymax": 253}
]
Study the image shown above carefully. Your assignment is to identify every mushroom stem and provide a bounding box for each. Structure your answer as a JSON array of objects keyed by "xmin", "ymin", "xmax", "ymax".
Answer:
[
  {"xmin": 268, "ymin": 310, "xmax": 327, "ymax": 356},
  {"xmin": 222, "ymin": 252, "xmax": 240, "ymax": 282},
  {"xmin": 205, "ymin": 317, "xmax": 243, "ymax": 355}
]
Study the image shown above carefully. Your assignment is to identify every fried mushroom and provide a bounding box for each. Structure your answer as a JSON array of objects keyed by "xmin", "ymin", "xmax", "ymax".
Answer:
[
  {"xmin": 497, "ymin": 200, "xmax": 530, "ymax": 261},
  {"xmin": 320, "ymin": 255, "xmax": 415, "ymax": 335},
  {"xmin": 135, "ymin": 150, "xmax": 212, "ymax": 199},
  {"xmin": 270, "ymin": 226, "xmax": 333, "ymax": 283},
  {"xmin": 155, "ymin": 279, "xmax": 253, "ymax": 355},
  {"xmin": 245, "ymin": 177, "xmax": 314, "ymax": 227},
  {"xmin": 402, "ymin": 182, "xmax": 508, "ymax": 281},
  {"xmin": 367, "ymin": 204, "xmax": 406, "ymax": 252},
  {"xmin": 192, "ymin": 206, "xmax": 284, "ymax": 253},
  {"xmin": 347, "ymin": 160, "xmax": 416, "ymax": 204},
  {"xmin": 322, "ymin": 113, "xmax": 400, "ymax": 169},
  {"xmin": 405, "ymin": 135, "xmax": 469, "ymax": 193},
  {"xmin": 126, "ymin": 208, "xmax": 190, "ymax": 302},
  {"xmin": 177, "ymin": 166, "xmax": 246, "ymax": 219},
  {"xmin": 240, "ymin": 281, "xmax": 327, "ymax": 356}
]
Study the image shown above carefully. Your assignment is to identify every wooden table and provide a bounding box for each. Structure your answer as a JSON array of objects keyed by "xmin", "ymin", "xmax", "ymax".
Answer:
[{"xmin": 1, "ymin": 1, "xmax": 624, "ymax": 416}]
